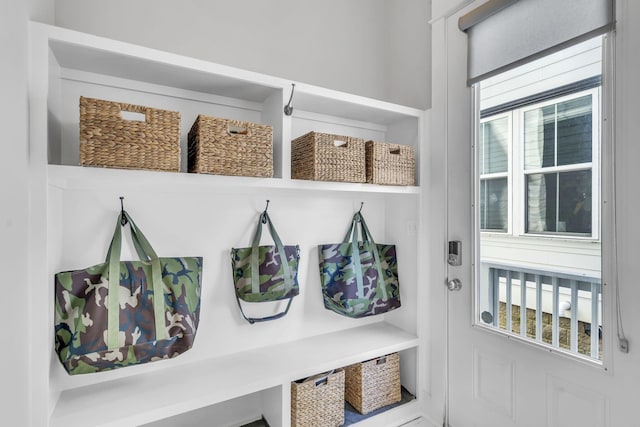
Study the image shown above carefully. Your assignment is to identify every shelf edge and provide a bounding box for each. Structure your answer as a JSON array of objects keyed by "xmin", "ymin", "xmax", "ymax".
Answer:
[{"xmin": 47, "ymin": 164, "xmax": 421, "ymax": 195}]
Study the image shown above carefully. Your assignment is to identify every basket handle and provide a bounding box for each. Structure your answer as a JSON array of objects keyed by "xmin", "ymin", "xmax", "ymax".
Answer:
[
  {"xmin": 303, "ymin": 370, "xmax": 336, "ymax": 387},
  {"xmin": 333, "ymin": 139, "xmax": 348, "ymax": 147},
  {"xmin": 227, "ymin": 123, "xmax": 250, "ymax": 136},
  {"xmin": 388, "ymin": 147, "xmax": 401, "ymax": 155},
  {"xmin": 119, "ymin": 110, "xmax": 147, "ymax": 123},
  {"xmin": 116, "ymin": 102, "xmax": 148, "ymax": 123}
]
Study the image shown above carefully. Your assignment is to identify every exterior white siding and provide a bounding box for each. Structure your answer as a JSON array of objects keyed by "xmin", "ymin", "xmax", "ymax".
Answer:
[{"xmin": 480, "ymin": 37, "xmax": 602, "ymax": 110}]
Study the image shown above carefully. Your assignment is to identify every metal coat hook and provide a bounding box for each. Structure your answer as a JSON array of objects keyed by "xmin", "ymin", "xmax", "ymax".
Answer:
[
  {"xmin": 119, "ymin": 196, "xmax": 128, "ymax": 226},
  {"xmin": 284, "ymin": 83, "xmax": 295, "ymax": 116},
  {"xmin": 356, "ymin": 201, "xmax": 364, "ymax": 221},
  {"xmin": 262, "ymin": 199, "xmax": 270, "ymax": 224}
]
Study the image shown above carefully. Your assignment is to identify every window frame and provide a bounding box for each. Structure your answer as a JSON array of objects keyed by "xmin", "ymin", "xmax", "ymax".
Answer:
[
  {"xmin": 479, "ymin": 112, "xmax": 512, "ymax": 234},
  {"xmin": 480, "ymin": 87, "xmax": 600, "ymax": 241}
]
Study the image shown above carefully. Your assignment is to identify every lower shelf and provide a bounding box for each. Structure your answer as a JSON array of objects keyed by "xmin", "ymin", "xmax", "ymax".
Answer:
[
  {"xmin": 51, "ymin": 322, "xmax": 418, "ymax": 427},
  {"xmin": 158, "ymin": 387, "xmax": 416, "ymax": 427}
]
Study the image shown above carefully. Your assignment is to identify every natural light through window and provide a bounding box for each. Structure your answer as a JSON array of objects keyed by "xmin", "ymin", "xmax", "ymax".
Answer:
[{"xmin": 476, "ymin": 36, "xmax": 603, "ymax": 361}]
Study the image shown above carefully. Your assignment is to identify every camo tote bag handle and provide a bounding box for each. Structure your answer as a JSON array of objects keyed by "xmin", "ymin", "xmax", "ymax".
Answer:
[
  {"xmin": 250, "ymin": 211, "xmax": 294, "ymax": 296},
  {"xmin": 105, "ymin": 211, "xmax": 167, "ymax": 348},
  {"xmin": 105, "ymin": 212, "xmax": 154, "ymax": 263},
  {"xmin": 342, "ymin": 212, "xmax": 389, "ymax": 303}
]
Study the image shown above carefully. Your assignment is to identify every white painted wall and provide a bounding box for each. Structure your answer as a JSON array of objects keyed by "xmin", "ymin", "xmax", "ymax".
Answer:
[
  {"xmin": 1, "ymin": 1, "xmax": 53, "ymax": 425},
  {"xmin": 0, "ymin": 6, "xmax": 30, "ymax": 425},
  {"xmin": 385, "ymin": 0, "xmax": 432, "ymax": 109},
  {"xmin": 54, "ymin": 0, "xmax": 431, "ymax": 110}
]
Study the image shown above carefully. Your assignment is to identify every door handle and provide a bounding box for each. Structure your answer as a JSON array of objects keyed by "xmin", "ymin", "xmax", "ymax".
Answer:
[{"xmin": 446, "ymin": 278, "xmax": 462, "ymax": 291}]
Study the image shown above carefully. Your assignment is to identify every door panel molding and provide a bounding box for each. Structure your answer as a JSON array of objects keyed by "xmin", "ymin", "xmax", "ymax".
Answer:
[
  {"xmin": 546, "ymin": 374, "xmax": 608, "ymax": 427},
  {"xmin": 473, "ymin": 347, "xmax": 516, "ymax": 421}
]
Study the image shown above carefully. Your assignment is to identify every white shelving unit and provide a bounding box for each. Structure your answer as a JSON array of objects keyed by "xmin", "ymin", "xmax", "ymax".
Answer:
[{"xmin": 28, "ymin": 22, "xmax": 428, "ymax": 427}]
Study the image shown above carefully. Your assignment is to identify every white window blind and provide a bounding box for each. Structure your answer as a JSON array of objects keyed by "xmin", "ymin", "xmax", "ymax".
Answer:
[{"xmin": 459, "ymin": 0, "xmax": 614, "ymax": 85}]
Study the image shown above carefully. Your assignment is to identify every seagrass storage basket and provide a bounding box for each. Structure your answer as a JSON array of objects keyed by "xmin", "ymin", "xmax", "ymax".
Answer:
[
  {"xmin": 291, "ymin": 369, "xmax": 345, "ymax": 427},
  {"xmin": 291, "ymin": 131, "xmax": 365, "ymax": 183},
  {"xmin": 365, "ymin": 141, "xmax": 415, "ymax": 186},
  {"xmin": 79, "ymin": 96, "xmax": 181, "ymax": 172},
  {"xmin": 188, "ymin": 114, "xmax": 273, "ymax": 177},
  {"xmin": 344, "ymin": 353, "xmax": 401, "ymax": 415}
]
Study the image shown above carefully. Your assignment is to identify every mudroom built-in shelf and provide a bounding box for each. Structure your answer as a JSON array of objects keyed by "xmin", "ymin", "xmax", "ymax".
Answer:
[
  {"xmin": 51, "ymin": 324, "xmax": 419, "ymax": 427},
  {"xmin": 29, "ymin": 22, "xmax": 428, "ymax": 427}
]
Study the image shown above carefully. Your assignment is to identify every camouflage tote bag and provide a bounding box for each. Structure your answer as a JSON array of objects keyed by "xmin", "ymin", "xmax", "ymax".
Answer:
[
  {"xmin": 54, "ymin": 210, "xmax": 202, "ymax": 375},
  {"xmin": 231, "ymin": 208, "xmax": 300, "ymax": 323},
  {"xmin": 318, "ymin": 211, "xmax": 401, "ymax": 318}
]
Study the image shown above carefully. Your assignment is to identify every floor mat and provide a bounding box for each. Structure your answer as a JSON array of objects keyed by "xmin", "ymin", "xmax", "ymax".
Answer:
[
  {"xmin": 241, "ymin": 416, "xmax": 270, "ymax": 427},
  {"xmin": 344, "ymin": 386, "xmax": 415, "ymax": 425}
]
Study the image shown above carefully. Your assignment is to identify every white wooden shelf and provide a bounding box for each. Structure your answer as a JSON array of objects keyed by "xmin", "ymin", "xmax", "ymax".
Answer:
[
  {"xmin": 45, "ymin": 29, "xmax": 283, "ymax": 103},
  {"xmin": 36, "ymin": 22, "xmax": 424, "ymax": 182},
  {"xmin": 48, "ymin": 164, "xmax": 420, "ymax": 195},
  {"xmin": 30, "ymin": 22, "xmax": 427, "ymax": 427},
  {"xmin": 50, "ymin": 322, "xmax": 419, "ymax": 427}
]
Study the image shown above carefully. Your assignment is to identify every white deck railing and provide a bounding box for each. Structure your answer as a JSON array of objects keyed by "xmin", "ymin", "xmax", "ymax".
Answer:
[{"xmin": 482, "ymin": 264, "xmax": 601, "ymax": 359}]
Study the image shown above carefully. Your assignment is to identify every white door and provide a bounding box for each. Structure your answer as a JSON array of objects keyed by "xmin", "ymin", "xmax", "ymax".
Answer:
[{"xmin": 431, "ymin": 4, "xmax": 629, "ymax": 426}]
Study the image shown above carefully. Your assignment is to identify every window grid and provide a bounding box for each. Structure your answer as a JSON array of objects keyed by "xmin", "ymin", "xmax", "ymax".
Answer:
[
  {"xmin": 480, "ymin": 88, "xmax": 599, "ymax": 239},
  {"xmin": 479, "ymin": 113, "xmax": 511, "ymax": 233}
]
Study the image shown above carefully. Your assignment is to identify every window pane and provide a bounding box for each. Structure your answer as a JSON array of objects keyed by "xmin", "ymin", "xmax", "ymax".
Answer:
[
  {"xmin": 526, "ymin": 173, "xmax": 557, "ymax": 233},
  {"xmin": 558, "ymin": 170, "xmax": 592, "ymax": 234},
  {"xmin": 480, "ymin": 178, "xmax": 508, "ymax": 231},
  {"xmin": 481, "ymin": 117, "xmax": 509, "ymax": 174},
  {"xmin": 524, "ymin": 105, "xmax": 555, "ymax": 169},
  {"xmin": 557, "ymin": 95, "xmax": 592, "ymax": 166},
  {"xmin": 526, "ymin": 170, "xmax": 592, "ymax": 235}
]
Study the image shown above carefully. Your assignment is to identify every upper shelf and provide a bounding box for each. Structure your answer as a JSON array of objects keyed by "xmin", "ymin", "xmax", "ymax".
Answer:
[
  {"xmin": 37, "ymin": 23, "xmax": 424, "ymax": 125},
  {"xmin": 48, "ymin": 38, "xmax": 281, "ymax": 104},
  {"xmin": 50, "ymin": 322, "xmax": 419, "ymax": 427},
  {"xmin": 35, "ymin": 22, "xmax": 424, "ymax": 189},
  {"xmin": 293, "ymin": 83, "xmax": 423, "ymax": 126},
  {"xmin": 48, "ymin": 164, "xmax": 420, "ymax": 195}
]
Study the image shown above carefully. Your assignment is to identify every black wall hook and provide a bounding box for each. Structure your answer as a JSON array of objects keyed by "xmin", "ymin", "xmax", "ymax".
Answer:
[
  {"xmin": 284, "ymin": 83, "xmax": 295, "ymax": 116},
  {"xmin": 355, "ymin": 201, "xmax": 364, "ymax": 221},
  {"xmin": 119, "ymin": 196, "xmax": 128, "ymax": 226},
  {"xmin": 261, "ymin": 199, "xmax": 270, "ymax": 224}
]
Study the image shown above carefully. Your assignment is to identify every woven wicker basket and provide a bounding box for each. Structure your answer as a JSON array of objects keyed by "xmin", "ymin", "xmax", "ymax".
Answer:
[
  {"xmin": 344, "ymin": 353, "xmax": 401, "ymax": 415},
  {"xmin": 79, "ymin": 96, "xmax": 181, "ymax": 172},
  {"xmin": 188, "ymin": 114, "xmax": 273, "ymax": 177},
  {"xmin": 291, "ymin": 369, "xmax": 345, "ymax": 427},
  {"xmin": 291, "ymin": 131, "xmax": 365, "ymax": 183},
  {"xmin": 366, "ymin": 141, "xmax": 415, "ymax": 186}
]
